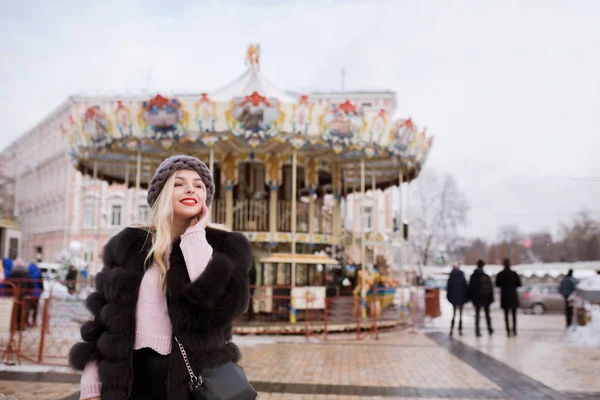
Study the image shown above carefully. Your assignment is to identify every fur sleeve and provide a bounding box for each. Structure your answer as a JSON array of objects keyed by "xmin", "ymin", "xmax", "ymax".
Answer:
[
  {"xmin": 69, "ymin": 227, "xmax": 147, "ymax": 371},
  {"xmin": 68, "ymin": 284, "xmax": 108, "ymax": 371},
  {"xmin": 168, "ymin": 232, "xmax": 252, "ymax": 332}
]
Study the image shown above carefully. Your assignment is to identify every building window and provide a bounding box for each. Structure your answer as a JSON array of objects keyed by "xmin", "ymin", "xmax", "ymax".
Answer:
[
  {"xmin": 137, "ymin": 205, "xmax": 149, "ymax": 223},
  {"xmin": 83, "ymin": 202, "xmax": 95, "ymax": 227},
  {"xmin": 363, "ymin": 206, "xmax": 373, "ymax": 231},
  {"xmin": 111, "ymin": 204, "xmax": 122, "ymax": 226}
]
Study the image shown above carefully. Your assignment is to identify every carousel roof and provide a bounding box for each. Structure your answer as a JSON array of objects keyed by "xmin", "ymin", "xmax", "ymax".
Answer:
[
  {"xmin": 211, "ymin": 64, "xmax": 296, "ymax": 103},
  {"xmin": 61, "ymin": 44, "xmax": 434, "ymax": 189}
]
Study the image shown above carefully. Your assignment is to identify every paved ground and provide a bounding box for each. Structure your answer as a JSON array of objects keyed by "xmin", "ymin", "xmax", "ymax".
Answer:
[
  {"xmin": 0, "ymin": 305, "xmax": 598, "ymax": 399},
  {"xmin": 438, "ymin": 307, "xmax": 600, "ymax": 395}
]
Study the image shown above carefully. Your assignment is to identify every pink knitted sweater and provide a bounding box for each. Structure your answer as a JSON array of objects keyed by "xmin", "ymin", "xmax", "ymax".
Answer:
[{"xmin": 79, "ymin": 228, "xmax": 213, "ymax": 399}]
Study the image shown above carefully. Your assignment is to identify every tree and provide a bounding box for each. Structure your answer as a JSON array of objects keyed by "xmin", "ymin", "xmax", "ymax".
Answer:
[
  {"xmin": 527, "ymin": 232, "xmax": 556, "ymax": 263},
  {"xmin": 497, "ymin": 225, "xmax": 524, "ymax": 264},
  {"xmin": 462, "ymin": 211, "xmax": 600, "ymax": 265},
  {"xmin": 559, "ymin": 211, "xmax": 600, "ymax": 261},
  {"xmin": 410, "ymin": 170, "xmax": 469, "ymax": 266},
  {"xmin": 488, "ymin": 244, "xmax": 498, "ymax": 265},
  {"xmin": 463, "ymin": 239, "xmax": 487, "ymax": 265}
]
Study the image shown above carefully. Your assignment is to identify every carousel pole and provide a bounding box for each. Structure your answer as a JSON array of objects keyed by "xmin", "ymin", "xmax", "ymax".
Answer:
[
  {"xmin": 269, "ymin": 159, "xmax": 277, "ymax": 235},
  {"xmin": 225, "ymin": 185, "xmax": 233, "ymax": 229},
  {"xmin": 360, "ymin": 157, "xmax": 366, "ymax": 313},
  {"xmin": 398, "ymin": 169, "xmax": 404, "ymax": 315},
  {"xmin": 135, "ymin": 150, "xmax": 142, "ymax": 223},
  {"xmin": 406, "ymin": 175, "xmax": 411, "ymax": 275},
  {"xmin": 291, "ymin": 149, "xmax": 298, "ymax": 287},
  {"xmin": 351, "ymin": 166, "xmax": 358, "ymax": 259},
  {"xmin": 209, "ymin": 148, "xmax": 214, "ymax": 222},
  {"xmin": 371, "ymin": 167, "xmax": 378, "ymax": 264},
  {"xmin": 308, "ymin": 159, "xmax": 315, "ymax": 238},
  {"xmin": 269, "ymin": 187, "xmax": 277, "ymax": 234},
  {"xmin": 308, "ymin": 189, "xmax": 315, "ymax": 237},
  {"xmin": 331, "ymin": 163, "xmax": 340, "ymax": 247},
  {"xmin": 398, "ymin": 169, "xmax": 403, "ymax": 242},
  {"xmin": 92, "ymin": 159, "xmax": 100, "ymax": 275}
]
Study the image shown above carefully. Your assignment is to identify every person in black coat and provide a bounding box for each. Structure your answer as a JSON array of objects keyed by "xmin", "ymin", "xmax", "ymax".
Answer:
[
  {"xmin": 65, "ymin": 265, "xmax": 78, "ymax": 295},
  {"xmin": 446, "ymin": 263, "xmax": 469, "ymax": 337},
  {"xmin": 468, "ymin": 260, "xmax": 494, "ymax": 337},
  {"xmin": 68, "ymin": 156, "xmax": 254, "ymax": 400},
  {"xmin": 495, "ymin": 258, "xmax": 522, "ymax": 336}
]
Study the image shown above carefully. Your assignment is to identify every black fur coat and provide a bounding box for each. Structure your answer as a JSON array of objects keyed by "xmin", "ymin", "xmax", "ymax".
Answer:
[{"xmin": 69, "ymin": 227, "xmax": 252, "ymax": 400}]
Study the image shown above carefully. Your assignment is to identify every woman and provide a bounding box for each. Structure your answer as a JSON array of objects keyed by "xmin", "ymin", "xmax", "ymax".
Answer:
[
  {"xmin": 446, "ymin": 263, "xmax": 469, "ymax": 337},
  {"xmin": 69, "ymin": 155, "xmax": 253, "ymax": 400}
]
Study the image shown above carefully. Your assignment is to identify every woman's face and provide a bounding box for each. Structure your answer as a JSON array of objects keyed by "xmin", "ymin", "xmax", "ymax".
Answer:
[{"xmin": 171, "ymin": 169, "xmax": 207, "ymax": 221}]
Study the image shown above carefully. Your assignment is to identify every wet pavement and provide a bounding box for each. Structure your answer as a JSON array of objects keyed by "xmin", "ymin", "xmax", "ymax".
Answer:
[
  {"xmin": 430, "ymin": 306, "xmax": 600, "ymax": 396},
  {"xmin": 0, "ymin": 308, "xmax": 598, "ymax": 399}
]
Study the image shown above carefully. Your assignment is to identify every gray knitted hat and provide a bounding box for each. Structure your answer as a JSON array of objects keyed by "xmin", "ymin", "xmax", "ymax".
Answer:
[{"xmin": 147, "ymin": 155, "xmax": 215, "ymax": 208}]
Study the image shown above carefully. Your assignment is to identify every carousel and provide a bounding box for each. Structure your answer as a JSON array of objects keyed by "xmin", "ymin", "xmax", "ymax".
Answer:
[{"xmin": 61, "ymin": 44, "xmax": 433, "ymax": 325}]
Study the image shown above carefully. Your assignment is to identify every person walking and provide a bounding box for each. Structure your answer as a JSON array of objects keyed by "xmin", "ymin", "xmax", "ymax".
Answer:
[
  {"xmin": 469, "ymin": 259, "xmax": 494, "ymax": 337},
  {"xmin": 495, "ymin": 258, "xmax": 522, "ymax": 337},
  {"xmin": 27, "ymin": 261, "xmax": 44, "ymax": 326},
  {"xmin": 559, "ymin": 269, "xmax": 578, "ymax": 328},
  {"xmin": 2, "ymin": 257, "xmax": 13, "ymax": 281},
  {"xmin": 69, "ymin": 155, "xmax": 256, "ymax": 400},
  {"xmin": 6, "ymin": 259, "xmax": 34, "ymax": 330},
  {"xmin": 446, "ymin": 263, "xmax": 469, "ymax": 337}
]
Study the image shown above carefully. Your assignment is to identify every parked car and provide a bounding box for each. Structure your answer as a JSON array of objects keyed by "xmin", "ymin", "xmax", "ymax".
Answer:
[{"xmin": 520, "ymin": 284, "xmax": 564, "ymax": 314}]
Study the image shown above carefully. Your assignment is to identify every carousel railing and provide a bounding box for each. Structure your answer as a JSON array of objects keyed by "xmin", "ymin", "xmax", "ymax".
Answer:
[
  {"xmin": 212, "ymin": 199, "xmax": 333, "ymax": 235},
  {"xmin": 297, "ymin": 202, "xmax": 310, "ymax": 233},
  {"xmin": 232, "ymin": 199, "xmax": 268, "ymax": 232},
  {"xmin": 277, "ymin": 200, "xmax": 291, "ymax": 232},
  {"xmin": 276, "ymin": 200, "xmax": 309, "ymax": 233},
  {"xmin": 211, "ymin": 199, "xmax": 226, "ymax": 224}
]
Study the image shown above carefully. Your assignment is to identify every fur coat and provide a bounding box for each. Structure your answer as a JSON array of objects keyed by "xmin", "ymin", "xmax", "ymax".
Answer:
[{"xmin": 69, "ymin": 226, "xmax": 252, "ymax": 400}]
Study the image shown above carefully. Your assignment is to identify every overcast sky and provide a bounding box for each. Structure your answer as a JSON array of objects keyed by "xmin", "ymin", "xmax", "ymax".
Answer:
[{"xmin": 1, "ymin": 0, "xmax": 599, "ymax": 240}]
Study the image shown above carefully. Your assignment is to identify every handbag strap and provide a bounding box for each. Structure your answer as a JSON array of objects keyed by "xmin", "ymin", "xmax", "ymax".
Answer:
[{"xmin": 175, "ymin": 336, "xmax": 204, "ymax": 386}]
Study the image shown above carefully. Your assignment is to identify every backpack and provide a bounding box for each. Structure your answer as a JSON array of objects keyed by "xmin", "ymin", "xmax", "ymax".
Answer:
[
  {"xmin": 560, "ymin": 277, "xmax": 576, "ymax": 297},
  {"xmin": 480, "ymin": 274, "xmax": 493, "ymax": 296}
]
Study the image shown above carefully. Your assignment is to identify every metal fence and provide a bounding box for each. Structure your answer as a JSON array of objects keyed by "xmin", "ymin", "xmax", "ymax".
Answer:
[{"xmin": 0, "ymin": 280, "xmax": 424, "ymax": 366}]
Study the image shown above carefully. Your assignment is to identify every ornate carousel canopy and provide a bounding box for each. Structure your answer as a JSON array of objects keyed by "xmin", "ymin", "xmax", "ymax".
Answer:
[{"xmin": 62, "ymin": 44, "xmax": 433, "ymax": 189}]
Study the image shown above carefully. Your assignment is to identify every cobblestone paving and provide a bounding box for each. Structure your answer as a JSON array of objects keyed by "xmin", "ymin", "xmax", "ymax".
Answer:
[
  {"xmin": 0, "ymin": 380, "xmax": 79, "ymax": 400},
  {"xmin": 258, "ymin": 396, "xmax": 489, "ymax": 400},
  {"xmin": 239, "ymin": 332, "xmax": 500, "ymax": 390},
  {"xmin": 0, "ymin": 310, "xmax": 598, "ymax": 399}
]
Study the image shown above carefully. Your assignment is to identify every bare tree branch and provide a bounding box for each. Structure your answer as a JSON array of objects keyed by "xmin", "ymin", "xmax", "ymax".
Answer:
[{"xmin": 410, "ymin": 170, "xmax": 469, "ymax": 266}]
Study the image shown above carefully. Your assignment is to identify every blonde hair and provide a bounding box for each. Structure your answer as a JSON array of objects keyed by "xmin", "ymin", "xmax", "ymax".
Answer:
[{"xmin": 144, "ymin": 172, "xmax": 177, "ymax": 292}]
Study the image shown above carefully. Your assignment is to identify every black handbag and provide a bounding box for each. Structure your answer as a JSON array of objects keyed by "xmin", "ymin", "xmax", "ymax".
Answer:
[{"xmin": 175, "ymin": 336, "xmax": 257, "ymax": 400}]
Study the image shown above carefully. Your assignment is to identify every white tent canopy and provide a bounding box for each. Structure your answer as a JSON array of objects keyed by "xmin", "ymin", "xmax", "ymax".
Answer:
[{"xmin": 422, "ymin": 261, "xmax": 600, "ymax": 280}]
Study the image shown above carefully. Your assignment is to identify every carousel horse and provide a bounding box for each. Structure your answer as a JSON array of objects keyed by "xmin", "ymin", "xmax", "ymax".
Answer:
[{"xmin": 353, "ymin": 267, "xmax": 399, "ymax": 318}]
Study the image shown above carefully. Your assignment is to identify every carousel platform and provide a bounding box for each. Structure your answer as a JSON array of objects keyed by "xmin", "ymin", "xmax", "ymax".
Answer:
[
  {"xmin": 233, "ymin": 317, "xmax": 408, "ymax": 335},
  {"xmin": 235, "ymin": 290, "xmax": 410, "ymax": 335}
]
